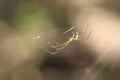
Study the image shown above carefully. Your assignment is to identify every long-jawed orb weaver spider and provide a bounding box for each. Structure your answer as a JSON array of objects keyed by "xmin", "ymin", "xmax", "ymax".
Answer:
[{"xmin": 44, "ymin": 25, "xmax": 92, "ymax": 54}]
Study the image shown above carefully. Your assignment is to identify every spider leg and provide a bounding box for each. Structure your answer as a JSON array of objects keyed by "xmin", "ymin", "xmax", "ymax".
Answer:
[
  {"xmin": 52, "ymin": 30, "xmax": 75, "ymax": 48},
  {"xmin": 43, "ymin": 43, "xmax": 68, "ymax": 54},
  {"xmin": 52, "ymin": 40, "xmax": 71, "ymax": 50},
  {"xmin": 62, "ymin": 27, "xmax": 75, "ymax": 34},
  {"xmin": 50, "ymin": 31, "xmax": 75, "ymax": 52},
  {"xmin": 78, "ymin": 31, "xmax": 92, "ymax": 40},
  {"xmin": 53, "ymin": 40, "xmax": 61, "ymax": 46},
  {"xmin": 78, "ymin": 24, "xmax": 92, "ymax": 40},
  {"xmin": 43, "ymin": 48, "xmax": 59, "ymax": 54},
  {"xmin": 85, "ymin": 31, "xmax": 92, "ymax": 40},
  {"xmin": 81, "ymin": 24, "xmax": 89, "ymax": 35}
]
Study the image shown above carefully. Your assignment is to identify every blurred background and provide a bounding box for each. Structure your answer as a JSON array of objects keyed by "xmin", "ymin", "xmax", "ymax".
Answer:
[{"xmin": 0, "ymin": 0, "xmax": 120, "ymax": 80}]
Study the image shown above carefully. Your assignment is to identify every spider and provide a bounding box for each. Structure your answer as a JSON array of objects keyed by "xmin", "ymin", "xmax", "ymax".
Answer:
[{"xmin": 44, "ymin": 25, "xmax": 92, "ymax": 54}]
